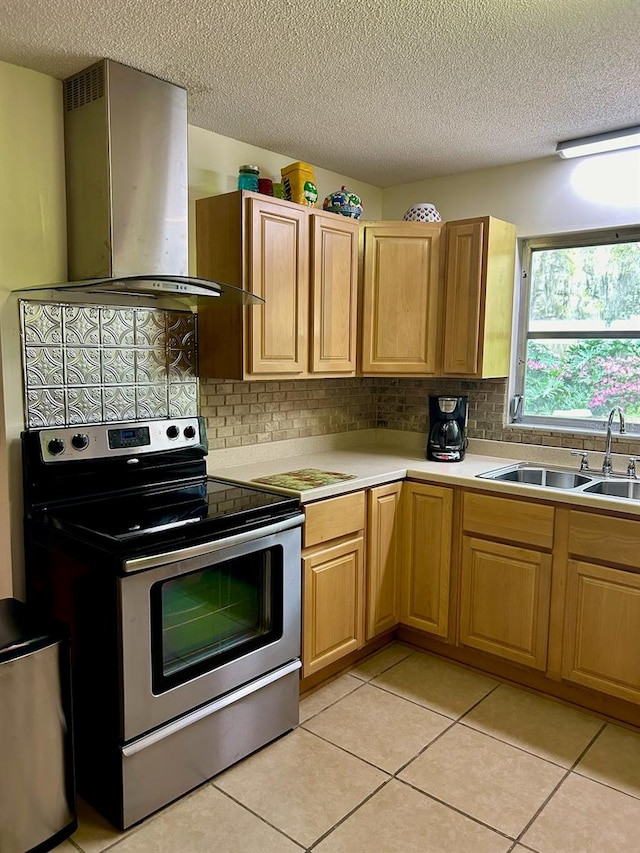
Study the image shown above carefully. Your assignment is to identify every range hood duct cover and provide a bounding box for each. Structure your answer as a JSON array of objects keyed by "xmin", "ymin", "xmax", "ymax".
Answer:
[{"xmin": 17, "ymin": 59, "xmax": 259, "ymax": 304}]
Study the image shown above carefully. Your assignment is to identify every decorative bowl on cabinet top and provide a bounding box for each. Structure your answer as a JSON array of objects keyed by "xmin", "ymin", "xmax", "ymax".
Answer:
[
  {"xmin": 403, "ymin": 202, "xmax": 442, "ymax": 222},
  {"xmin": 323, "ymin": 186, "xmax": 363, "ymax": 219}
]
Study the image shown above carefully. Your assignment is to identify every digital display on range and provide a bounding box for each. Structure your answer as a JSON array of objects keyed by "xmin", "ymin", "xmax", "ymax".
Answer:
[{"xmin": 108, "ymin": 426, "xmax": 151, "ymax": 449}]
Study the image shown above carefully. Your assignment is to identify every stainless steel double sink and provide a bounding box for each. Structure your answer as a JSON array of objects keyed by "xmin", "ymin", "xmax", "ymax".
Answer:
[{"xmin": 477, "ymin": 462, "xmax": 640, "ymax": 501}]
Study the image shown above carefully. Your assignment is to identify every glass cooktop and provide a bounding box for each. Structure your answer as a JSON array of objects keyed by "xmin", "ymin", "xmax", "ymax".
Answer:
[{"xmin": 46, "ymin": 478, "xmax": 301, "ymax": 554}]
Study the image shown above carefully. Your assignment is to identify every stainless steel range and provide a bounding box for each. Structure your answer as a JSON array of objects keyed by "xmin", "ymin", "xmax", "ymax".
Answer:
[{"xmin": 22, "ymin": 417, "xmax": 304, "ymax": 829}]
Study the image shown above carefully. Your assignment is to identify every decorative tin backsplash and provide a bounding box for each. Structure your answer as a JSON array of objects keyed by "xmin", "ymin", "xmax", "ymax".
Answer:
[{"xmin": 20, "ymin": 301, "xmax": 198, "ymax": 427}]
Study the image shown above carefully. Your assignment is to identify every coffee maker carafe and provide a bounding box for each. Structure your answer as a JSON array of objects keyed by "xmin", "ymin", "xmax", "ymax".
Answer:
[{"xmin": 427, "ymin": 395, "xmax": 468, "ymax": 462}]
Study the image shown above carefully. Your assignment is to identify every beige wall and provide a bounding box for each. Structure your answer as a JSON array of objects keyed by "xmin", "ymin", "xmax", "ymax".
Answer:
[
  {"xmin": 0, "ymin": 60, "xmax": 382, "ymax": 596},
  {"xmin": 382, "ymin": 151, "xmax": 640, "ymax": 237},
  {"xmin": 1, "ymin": 58, "xmax": 638, "ymax": 597},
  {"xmin": 0, "ymin": 61, "xmax": 67, "ymax": 597},
  {"xmin": 187, "ymin": 125, "xmax": 383, "ymax": 273}
]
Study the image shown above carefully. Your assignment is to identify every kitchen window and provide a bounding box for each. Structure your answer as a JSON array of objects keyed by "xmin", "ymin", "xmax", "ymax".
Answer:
[{"xmin": 513, "ymin": 227, "xmax": 640, "ymax": 431}]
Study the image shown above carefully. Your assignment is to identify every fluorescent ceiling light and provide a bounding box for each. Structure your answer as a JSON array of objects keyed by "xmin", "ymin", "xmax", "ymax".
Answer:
[{"xmin": 556, "ymin": 125, "xmax": 640, "ymax": 159}]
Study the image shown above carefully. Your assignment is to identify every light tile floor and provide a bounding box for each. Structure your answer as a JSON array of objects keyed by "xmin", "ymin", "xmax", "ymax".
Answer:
[{"xmin": 55, "ymin": 644, "xmax": 640, "ymax": 852}]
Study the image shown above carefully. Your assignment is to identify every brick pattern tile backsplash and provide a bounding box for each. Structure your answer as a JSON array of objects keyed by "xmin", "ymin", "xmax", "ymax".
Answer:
[
  {"xmin": 200, "ymin": 376, "xmax": 629, "ymax": 454},
  {"xmin": 200, "ymin": 378, "xmax": 378, "ymax": 450}
]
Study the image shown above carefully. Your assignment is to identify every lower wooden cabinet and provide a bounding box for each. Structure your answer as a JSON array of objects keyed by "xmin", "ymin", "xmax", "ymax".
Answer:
[
  {"xmin": 562, "ymin": 559, "xmax": 640, "ymax": 703},
  {"xmin": 299, "ymin": 479, "xmax": 640, "ymax": 721},
  {"xmin": 302, "ymin": 535, "xmax": 365, "ymax": 678},
  {"xmin": 459, "ymin": 536, "xmax": 552, "ymax": 670},
  {"xmin": 400, "ymin": 482, "xmax": 453, "ymax": 638},
  {"xmin": 366, "ymin": 482, "xmax": 402, "ymax": 639},
  {"xmin": 302, "ymin": 491, "xmax": 366, "ymax": 678}
]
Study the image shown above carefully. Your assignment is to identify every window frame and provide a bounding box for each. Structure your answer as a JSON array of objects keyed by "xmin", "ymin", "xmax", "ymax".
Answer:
[{"xmin": 513, "ymin": 225, "xmax": 640, "ymax": 432}]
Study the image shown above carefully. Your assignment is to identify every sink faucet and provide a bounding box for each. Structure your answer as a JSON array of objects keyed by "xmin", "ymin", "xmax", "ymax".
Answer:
[{"xmin": 602, "ymin": 406, "xmax": 626, "ymax": 475}]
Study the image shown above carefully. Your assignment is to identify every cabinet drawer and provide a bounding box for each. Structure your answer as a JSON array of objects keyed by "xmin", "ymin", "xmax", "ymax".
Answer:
[
  {"xmin": 463, "ymin": 491, "xmax": 554, "ymax": 549},
  {"xmin": 304, "ymin": 491, "xmax": 365, "ymax": 548},
  {"xmin": 568, "ymin": 510, "xmax": 640, "ymax": 571}
]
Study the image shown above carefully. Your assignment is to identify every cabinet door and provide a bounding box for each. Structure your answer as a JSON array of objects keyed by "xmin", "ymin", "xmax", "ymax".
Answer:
[
  {"xmin": 310, "ymin": 212, "xmax": 358, "ymax": 374},
  {"xmin": 302, "ymin": 536, "xmax": 365, "ymax": 677},
  {"xmin": 366, "ymin": 482, "xmax": 402, "ymax": 639},
  {"xmin": 442, "ymin": 217, "xmax": 516, "ymax": 378},
  {"xmin": 459, "ymin": 536, "xmax": 551, "ymax": 670},
  {"xmin": 562, "ymin": 560, "xmax": 640, "ymax": 703},
  {"xmin": 361, "ymin": 224, "xmax": 441, "ymax": 375},
  {"xmin": 248, "ymin": 197, "xmax": 309, "ymax": 374},
  {"xmin": 400, "ymin": 482, "xmax": 453, "ymax": 638},
  {"xmin": 442, "ymin": 220, "xmax": 484, "ymax": 376}
]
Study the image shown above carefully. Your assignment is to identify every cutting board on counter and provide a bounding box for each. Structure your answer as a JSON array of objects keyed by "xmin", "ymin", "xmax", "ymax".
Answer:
[{"xmin": 252, "ymin": 468, "xmax": 357, "ymax": 491}]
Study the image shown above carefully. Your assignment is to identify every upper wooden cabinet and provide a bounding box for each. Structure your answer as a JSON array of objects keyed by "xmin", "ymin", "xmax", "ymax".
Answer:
[
  {"xmin": 196, "ymin": 192, "xmax": 358, "ymax": 379},
  {"xmin": 360, "ymin": 222, "xmax": 442, "ymax": 375},
  {"xmin": 310, "ymin": 211, "xmax": 359, "ymax": 374},
  {"xmin": 441, "ymin": 216, "xmax": 516, "ymax": 378}
]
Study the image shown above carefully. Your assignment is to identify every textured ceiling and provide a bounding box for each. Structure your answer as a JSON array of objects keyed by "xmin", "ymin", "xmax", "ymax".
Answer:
[{"xmin": 2, "ymin": 0, "xmax": 639, "ymax": 186}]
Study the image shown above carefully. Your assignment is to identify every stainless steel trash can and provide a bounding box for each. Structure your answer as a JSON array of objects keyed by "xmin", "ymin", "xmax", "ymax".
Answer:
[{"xmin": 0, "ymin": 598, "xmax": 76, "ymax": 853}]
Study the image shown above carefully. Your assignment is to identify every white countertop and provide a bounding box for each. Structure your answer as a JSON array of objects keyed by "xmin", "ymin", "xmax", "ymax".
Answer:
[{"xmin": 207, "ymin": 429, "xmax": 640, "ymax": 517}]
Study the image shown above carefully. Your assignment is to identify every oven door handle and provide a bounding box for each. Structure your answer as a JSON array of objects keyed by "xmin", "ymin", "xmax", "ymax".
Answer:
[
  {"xmin": 123, "ymin": 512, "xmax": 305, "ymax": 572},
  {"xmin": 122, "ymin": 659, "xmax": 302, "ymax": 756}
]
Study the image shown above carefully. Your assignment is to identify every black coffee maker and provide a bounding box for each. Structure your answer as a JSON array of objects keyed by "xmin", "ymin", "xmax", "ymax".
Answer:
[{"xmin": 427, "ymin": 395, "xmax": 469, "ymax": 462}]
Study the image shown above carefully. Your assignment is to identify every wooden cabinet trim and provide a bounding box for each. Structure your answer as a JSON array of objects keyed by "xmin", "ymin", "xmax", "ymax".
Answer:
[{"xmin": 546, "ymin": 506, "xmax": 570, "ymax": 680}]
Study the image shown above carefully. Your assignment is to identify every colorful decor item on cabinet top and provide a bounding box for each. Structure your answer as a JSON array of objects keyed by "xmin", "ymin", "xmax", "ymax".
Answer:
[
  {"xmin": 281, "ymin": 161, "xmax": 318, "ymax": 206},
  {"xmin": 252, "ymin": 468, "xmax": 357, "ymax": 490},
  {"xmin": 402, "ymin": 202, "xmax": 441, "ymax": 222},
  {"xmin": 237, "ymin": 164, "xmax": 260, "ymax": 192},
  {"xmin": 303, "ymin": 181, "xmax": 319, "ymax": 207},
  {"xmin": 323, "ymin": 186, "xmax": 363, "ymax": 219}
]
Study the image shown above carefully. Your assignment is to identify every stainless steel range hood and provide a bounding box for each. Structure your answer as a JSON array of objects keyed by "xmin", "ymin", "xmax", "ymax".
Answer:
[{"xmin": 15, "ymin": 59, "xmax": 260, "ymax": 304}]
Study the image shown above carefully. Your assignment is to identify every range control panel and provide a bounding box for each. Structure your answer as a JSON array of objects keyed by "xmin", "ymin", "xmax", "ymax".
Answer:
[{"xmin": 38, "ymin": 417, "xmax": 203, "ymax": 462}]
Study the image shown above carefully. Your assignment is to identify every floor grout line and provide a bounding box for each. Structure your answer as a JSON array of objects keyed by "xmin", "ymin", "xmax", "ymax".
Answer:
[
  {"xmin": 394, "ymin": 776, "xmax": 516, "ymax": 844},
  {"xmin": 68, "ymin": 647, "xmax": 640, "ymax": 853},
  {"xmin": 391, "ymin": 716, "xmax": 459, "ymax": 776},
  {"xmin": 300, "ymin": 725, "xmax": 397, "ymax": 776},
  {"xmin": 456, "ymin": 719, "xmax": 586, "ymax": 769},
  {"xmin": 298, "ymin": 676, "xmax": 367, "ymax": 725},
  {"xmin": 305, "ymin": 777, "xmax": 394, "ymax": 851},
  {"xmin": 210, "ymin": 782, "xmax": 307, "ymax": 849},
  {"xmin": 512, "ymin": 720, "xmax": 608, "ymax": 846}
]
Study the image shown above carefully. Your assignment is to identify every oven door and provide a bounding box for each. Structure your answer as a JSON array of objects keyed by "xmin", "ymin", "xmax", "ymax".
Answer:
[{"xmin": 119, "ymin": 515, "xmax": 303, "ymax": 741}]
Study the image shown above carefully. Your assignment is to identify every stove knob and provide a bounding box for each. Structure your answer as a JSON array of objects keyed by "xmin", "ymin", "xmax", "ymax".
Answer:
[
  {"xmin": 166, "ymin": 424, "xmax": 180, "ymax": 440},
  {"xmin": 47, "ymin": 438, "xmax": 65, "ymax": 456},
  {"xmin": 71, "ymin": 433, "xmax": 89, "ymax": 451},
  {"xmin": 183, "ymin": 425, "xmax": 197, "ymax": 440}
]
